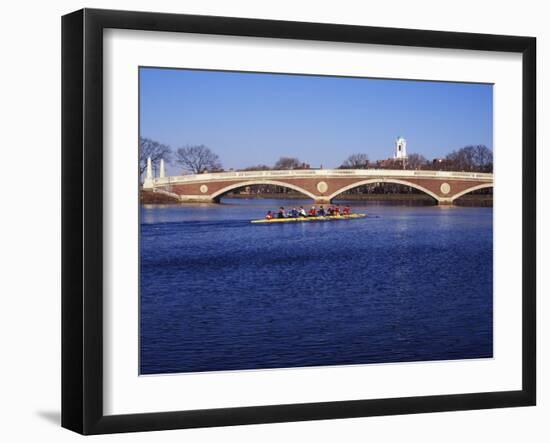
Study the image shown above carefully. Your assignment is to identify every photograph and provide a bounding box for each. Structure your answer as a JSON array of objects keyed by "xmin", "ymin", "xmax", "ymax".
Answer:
[
  {"xmin": 54, "ymin": 4, "xmax": 539, "ymax": 437},
  {"xmin": 138, "ymin": 67, "xmax": 494, "ymax": 375}
]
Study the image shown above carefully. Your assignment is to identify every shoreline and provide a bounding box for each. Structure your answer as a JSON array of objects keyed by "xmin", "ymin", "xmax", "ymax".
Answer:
[
  {"xmin": 227, "ymin": 193, "xmax": 435, "ymax": 201},
  {"xmin": 225, "ymin": 193, "xmax": 493, "ymax": 205},
  {"xmin": 140, "ymin": 190, "xmax": 492, "ymax": 206}
]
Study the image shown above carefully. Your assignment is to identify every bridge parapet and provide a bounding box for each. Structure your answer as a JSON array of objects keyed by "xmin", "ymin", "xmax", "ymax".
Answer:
[{"xmin": 151, "ymin": 169, "xmax": 493, "ymax": 186}]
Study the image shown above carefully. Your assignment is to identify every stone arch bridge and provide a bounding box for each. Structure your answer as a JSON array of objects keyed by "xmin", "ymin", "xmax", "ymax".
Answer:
[{"xmin": 143, "ymin": 168, "xmax": 493, "ymax": 205}]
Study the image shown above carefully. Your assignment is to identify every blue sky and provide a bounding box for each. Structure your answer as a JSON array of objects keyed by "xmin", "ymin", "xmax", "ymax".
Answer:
[{"xmin": 140, "ymin": 67, "xmax": 493, "ymax": 173}]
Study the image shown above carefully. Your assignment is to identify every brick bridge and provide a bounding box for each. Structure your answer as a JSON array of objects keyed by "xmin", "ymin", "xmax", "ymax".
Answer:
[{"xmin": 143, "ymin": 166, "xmax": 493, "ymax": 205}]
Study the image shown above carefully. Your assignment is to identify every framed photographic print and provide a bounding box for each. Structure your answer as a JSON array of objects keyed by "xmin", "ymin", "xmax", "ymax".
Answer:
[{"xmin": 61, "ymin": 8, "xmax": 536, "ymax": 435}]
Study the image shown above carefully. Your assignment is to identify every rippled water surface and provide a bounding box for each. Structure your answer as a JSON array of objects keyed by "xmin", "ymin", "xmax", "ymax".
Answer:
[{"xmin": 140, "ymin": 198, "xmax": 493, "ymax": 374}]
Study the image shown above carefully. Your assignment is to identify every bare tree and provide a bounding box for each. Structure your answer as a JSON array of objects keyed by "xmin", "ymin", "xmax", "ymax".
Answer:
[
  {"xmin": 473, "ymin": 145, "xmax": 493, "ymax": 172},
  {"xmin": 139, "ymin": 137, "xmax": 171, "ymax": 176},
  {"xmin": 273, "ymin": 157, "xmax": 302, "ymax": 170},
  {"xmin": 175, "ymin": 144, "xmax": 222, "ymax": 174},
  {"xmin": 405, "ymin": 153, "xmax": 428, "ymax": 170},
  {"xmin": 340, "ymin": 153, "xmax": 369, "ymax": 169},
  {"xmin": 446, "ymin": 145, "xmax": 492, "ymax": 172}
]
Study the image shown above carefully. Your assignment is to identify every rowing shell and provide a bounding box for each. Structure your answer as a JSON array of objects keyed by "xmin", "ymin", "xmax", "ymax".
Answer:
[{"xmin": 251, "ymin": 214, "xmax": 367, "ymax": 223}]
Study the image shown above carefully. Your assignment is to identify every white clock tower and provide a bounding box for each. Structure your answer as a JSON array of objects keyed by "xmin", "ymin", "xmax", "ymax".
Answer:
[{"xmin": 394, "ymin": 136, "xmax": 407, "ymax": 160}]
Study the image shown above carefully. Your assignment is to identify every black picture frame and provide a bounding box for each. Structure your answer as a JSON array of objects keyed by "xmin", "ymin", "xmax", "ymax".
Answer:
[{"xmin": 62, "ymin": 8, "xmax": 536, "ymax": 435}]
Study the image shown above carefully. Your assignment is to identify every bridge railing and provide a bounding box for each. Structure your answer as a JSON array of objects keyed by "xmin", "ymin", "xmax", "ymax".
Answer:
[{"xmin": 152, "ymin": 169, "xmax": 493, "ymax": 186}]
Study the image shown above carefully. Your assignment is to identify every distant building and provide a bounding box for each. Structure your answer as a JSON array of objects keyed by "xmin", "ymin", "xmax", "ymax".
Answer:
[
  {"xmin": 432, "ymin": 157, "xmax": 451, "ymax": 170},
  {"xmin": 394, "ymin": 136, "xmax": 407, "ymax": 160},
  {"xmin": 375, "ymin": 158, "xmax": 396, "ymax": 169}
]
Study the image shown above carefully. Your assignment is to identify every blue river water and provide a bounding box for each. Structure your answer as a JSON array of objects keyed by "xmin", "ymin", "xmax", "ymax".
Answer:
[{"xmin": 140, "ymin": 198, "xmax": 493, "ymax": 375}]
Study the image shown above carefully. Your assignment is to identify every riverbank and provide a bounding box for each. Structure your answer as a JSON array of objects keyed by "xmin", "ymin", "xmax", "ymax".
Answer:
[
  {"xmin": 140, "ymin": 190, "xmax": 180, "ymax": 204},
  {"xmin": 226, "ymin": 192, "xmax": 435, "ymax": 201},
  {"xmin": 140, "ymin": 190, "xmax": 492, "ymax": 206},
  {"xmin": 226, "ymin": 192, "xmax": 492, "ymax": 205}
]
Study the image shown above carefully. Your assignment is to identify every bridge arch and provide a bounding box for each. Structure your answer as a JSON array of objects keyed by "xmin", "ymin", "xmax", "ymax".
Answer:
[
  {"xmin": 327, "ymin": 178, "xmax": 441, "ymax": 203},
  {"xmin": 450, "ymin": 183, "xmax": 494, "ymax": 202},
  {"xmin": 210, "ymin": 180, "xmax": 318, "ymax": 201}
]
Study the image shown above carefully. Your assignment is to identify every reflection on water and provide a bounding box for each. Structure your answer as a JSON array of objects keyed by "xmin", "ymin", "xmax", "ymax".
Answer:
[{"xmin": 140, "ymin": 198, "xmax": 493, "ymax": 374}]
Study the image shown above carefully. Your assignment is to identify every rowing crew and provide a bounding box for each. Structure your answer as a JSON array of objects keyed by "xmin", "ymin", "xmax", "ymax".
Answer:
[{"xmin": 265, "ymin": 205, "xmax": 352, "ymax": 220}]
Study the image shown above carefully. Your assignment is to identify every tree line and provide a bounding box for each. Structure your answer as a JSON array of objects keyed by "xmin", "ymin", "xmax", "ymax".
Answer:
[
  {"xmin": 338, "ymin": 145, "xmax": 493, "ymax": 172},
  {"xmin": 139, "ymin": 137, "xmax": 221, "ymax": 176},
  {"xmin": 140, "ymin": 137, "xmax": 493, "ymax": 176},
  {"xmin": 139, "ymin": 137, "xmax": 311, "ymax": 176}
]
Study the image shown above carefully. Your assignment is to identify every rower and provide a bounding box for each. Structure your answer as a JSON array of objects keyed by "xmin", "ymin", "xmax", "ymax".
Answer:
[
  {"xmin": 308, "ymin": 206, "xmax": 317, "ymax": 217},
  {"xmin": 298, "ymin": 206, "xmax": 307, "ymax": 217},
  {"xmin": 318, "ymin": 205, "xmax": 325, "ymax": 216},
  {"xmin": 265, "ymin": 211, "xmax": 273, "ymax": 220},
  {"xmin": 343, "ymin": 205, "xmax": 351, "ymax": 215},
  {"xmin": 277, "ymin": 207, "xmax": 285, "ymax": 219}
]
